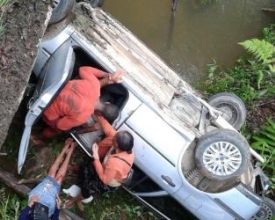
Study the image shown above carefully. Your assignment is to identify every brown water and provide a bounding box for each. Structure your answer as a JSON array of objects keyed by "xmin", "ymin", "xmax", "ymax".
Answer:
[{"xmin": 103, "ymin": 0, "xmax": 275, "ymax": 84}]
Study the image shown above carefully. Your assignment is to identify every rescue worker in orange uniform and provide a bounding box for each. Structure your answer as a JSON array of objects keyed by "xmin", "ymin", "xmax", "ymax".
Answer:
[
  {"xmin": 33, "ymin": 66, "xmax": 124, "ymax": 141},
  {"xmin": 63, "ymin": 114, "xmax": 135, "ymax": 208}
]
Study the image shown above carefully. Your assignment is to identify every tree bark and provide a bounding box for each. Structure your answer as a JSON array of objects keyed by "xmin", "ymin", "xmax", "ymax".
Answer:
[{"xmin": 0, "ymin": 167, "xmax": 30, "ymax": 196}]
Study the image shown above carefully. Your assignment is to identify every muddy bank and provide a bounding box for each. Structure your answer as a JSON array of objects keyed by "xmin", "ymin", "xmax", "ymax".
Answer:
[{"xmin": 0, "ymin": 0, "xmax": 50, "ymax": 150}]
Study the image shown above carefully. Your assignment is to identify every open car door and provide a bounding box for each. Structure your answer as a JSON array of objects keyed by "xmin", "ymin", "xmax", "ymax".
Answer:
[{"xmin": 17, "ymin": 40, "xmax": 75, "ymax": 173}]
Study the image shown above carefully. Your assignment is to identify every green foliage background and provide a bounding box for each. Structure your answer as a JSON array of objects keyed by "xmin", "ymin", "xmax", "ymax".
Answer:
[{"xmin": 199, "ymin": 24, "xmax": 275, "ymax": 196}]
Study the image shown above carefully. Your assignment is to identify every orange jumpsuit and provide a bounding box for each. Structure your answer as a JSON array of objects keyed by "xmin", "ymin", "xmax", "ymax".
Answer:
[
  {"xmin": 43, "ymin": 67, "xmax": 104, "ymax": 131},
  {"xmin": 93, "ymin": 116, "xmax": 135, "ymax": 185}
]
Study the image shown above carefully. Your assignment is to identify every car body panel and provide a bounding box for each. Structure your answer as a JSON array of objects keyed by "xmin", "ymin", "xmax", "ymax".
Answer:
[
  {"xmin": 32, "ymin": 26, "xmax": 73, "ymax": 77},
  {"xmin": 125, "ymin": 104, "xmax": 195, "ymax": 166},
  {"xmin": 119, "ymin": 123, "xmax": 183, "ymax": 194},
  {"xmin": 18, "ymin": 41, "xmax": 74, "ymax": 173}
]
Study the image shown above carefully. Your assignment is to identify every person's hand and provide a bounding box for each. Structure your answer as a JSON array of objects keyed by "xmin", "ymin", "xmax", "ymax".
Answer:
[
  {"xmin": 77, "ymin": 122, "xmax": 101, "ymax": 134},
  {"xmin": 92, "ymin": 143, "xmax": 100, "ymax": 160},
  {"xmin": 56, "ymin": 195, "xmax": 61, "ymax": 210},
  {"xmin": 28, "ymin": 195, "xmax": 40, "ymax": 207},
  {"xmin": 111, "ymin": 70, "xmax": 125, "ymax": 83}
]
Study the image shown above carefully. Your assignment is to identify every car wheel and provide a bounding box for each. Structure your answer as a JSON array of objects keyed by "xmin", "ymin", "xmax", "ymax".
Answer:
[
  {"xmin": 90, "ymin": 0, "xmax": 104, "ymax": 7},
  {"xmin": 251, "ymin": 197, "xmax": 275, "ymax": 220},
  {"xmin": 195, "ymin": 129, "xmax": 250, "ymax": 181},
  {"xmin": 208, "ymin": 92, "xmax": 246, "ymax": 130},
  {"xmin": 49, "ymin": 0, "xmax": 75, "ymax": 25}
]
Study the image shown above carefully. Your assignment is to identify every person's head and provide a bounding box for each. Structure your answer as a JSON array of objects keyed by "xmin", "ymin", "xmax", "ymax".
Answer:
[
  {"xmin": 31, "ymin": 202, "xmax": 49, "ymax": 220},
  {"xmin": 100, "ymin": 103, "xmax": 119, "ymax": 123},
  {"xmin": 114, "ymin": 131, "xmax": 134, "ymax": 154}
]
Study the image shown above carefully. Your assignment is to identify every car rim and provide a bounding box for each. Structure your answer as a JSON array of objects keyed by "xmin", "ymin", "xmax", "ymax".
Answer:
[
  {"xmin": 216, "ymin": 103, "xmax": 237, "ymax": 123},
  {"xmin": 202, "ymin": 141, "xmax": 242, "ymax": 176},
  {"xmin": 251, "ymin": 203, "xmax": 273, "ymax": 219},
  {"xmin": 52, "ymin": 0, "xmax": 60, "ymax": 9}
]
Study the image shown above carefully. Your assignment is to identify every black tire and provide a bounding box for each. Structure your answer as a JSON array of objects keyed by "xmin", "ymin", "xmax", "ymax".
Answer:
[
  {"xmin": 90, "ymin": 0, "xmax": 104, "ymax": 7},
  {"xmin": 208, "ymin": 92, "xmax": 246, "ymax": 130},
  {"xmin": 49, "ymin": 0, "xmax": 75, "ymax": 25},
  {"xmin": 195, "ymin": 129, "xmax": 250, "ymax": 181},
  {"xmin": 251, "ymin": 197, "xmax": 275, "ymax": 220}
]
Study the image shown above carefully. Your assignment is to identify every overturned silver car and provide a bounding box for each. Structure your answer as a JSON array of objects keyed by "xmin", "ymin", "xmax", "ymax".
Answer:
[{"xmin": 18, "ymin": 2, "xmax": 275, "ymax": 220}]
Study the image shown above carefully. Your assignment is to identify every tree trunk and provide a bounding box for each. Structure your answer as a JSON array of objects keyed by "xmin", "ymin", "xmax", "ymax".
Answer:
[{"xmin": 0, "ymin": 167, "xmax": 30, "ymax": 196}]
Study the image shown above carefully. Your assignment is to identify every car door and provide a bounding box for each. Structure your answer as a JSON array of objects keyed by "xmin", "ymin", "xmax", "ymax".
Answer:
[
  {"xmin": 123, "ymin": 104, "xmax": 191, "ymax": 194},
  {"xmin": 17, "ymin": 40, "xmax": 75, "ymax": 173}
]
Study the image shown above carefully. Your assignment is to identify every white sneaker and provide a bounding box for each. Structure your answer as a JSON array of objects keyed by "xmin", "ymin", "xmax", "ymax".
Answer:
[
  {"xmin": 81, "ymin": 195, "xmax": 93, "ymax": 203},
  {"xmin": 62, "ymin": 185, "xmax": 81, "ymax": 197}
]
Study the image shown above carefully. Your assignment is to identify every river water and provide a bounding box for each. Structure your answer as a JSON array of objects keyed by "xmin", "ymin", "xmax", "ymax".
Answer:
[{"xmin": 103, "ymin": 0, "xmax": 275, "ymax": 84}]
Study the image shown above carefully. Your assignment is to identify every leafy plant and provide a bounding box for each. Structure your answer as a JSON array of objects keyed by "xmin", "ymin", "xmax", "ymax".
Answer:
[
  {"xmin": 198, "ymin": 30, "xmax": 275, "ymax": 106},
  {"xmin": 252, "ymin": 118, "xmax": 275, "ymax": 194},
  {"xmin": 0, "ymin": 0, "xmax": 11, "ymax": 37},
  {"xmin": 238, "ymin": 39, "xmax": 275, "ymax": 64},
  {"xmin": 0, "ymin": 186, "xmax": 26, "ymax": 220},
  {"xmin": 262, "ymin": 24, "xmax": 275, "ymax": 45}
]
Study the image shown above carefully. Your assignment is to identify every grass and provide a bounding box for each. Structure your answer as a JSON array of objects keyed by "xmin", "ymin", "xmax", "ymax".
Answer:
[
  {"xmin": 0, "ymin": 186, "xmax": 26, "ymax": 220},
  {"xmin": 252, "ymin": 117, "xmax": 275, "ymax": 195},
  {"xmin": 77, "ymin": 190, "xmax": 157, "ymax": 219},
  {"xmin": 0, "ymin": 0, "xmax": 11, "ymax": 37}
]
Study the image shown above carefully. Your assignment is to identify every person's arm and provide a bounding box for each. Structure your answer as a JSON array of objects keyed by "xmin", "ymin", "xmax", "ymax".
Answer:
[
  {"xmin": 18, "ymin": 206, "xmax": 32, "ymax": 220},
  {"xmin": 79, "ymin": 66, "xmax": 107, "ymax": 79},
  {"xmin": 18, "ymin": 195, "xmax": 40, "ymax": 220},
  {"xmin": 56, "ymin": 115, "xmax": 89, "ymax": 131},
  {"xmin": 79, "ymin": 66, "xmax": 125, "ymax": 87},
  {"xmin": 92, "ymin": 143, "xmax": 117, "ymax": 184},
  {"xmin": 50, "ymin": 195, "xmax": 61, "ymax": 220},
  {"xmin": 97, "ymin": 115, "xmax": 116, "ymax": 137}
]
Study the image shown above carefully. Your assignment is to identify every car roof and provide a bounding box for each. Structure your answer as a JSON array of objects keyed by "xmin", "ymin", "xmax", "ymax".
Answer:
[
  {"xmin": 67, "ymin": 4, "xmax": 200, "ymax": 138},
  {"xmin": 71, "ymin": 4, "xmax": 196, "ymax": 108}
]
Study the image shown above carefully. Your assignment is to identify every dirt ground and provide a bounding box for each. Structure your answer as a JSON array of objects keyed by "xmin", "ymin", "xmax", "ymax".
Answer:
[
  {"xmin": 0, "ymin": 0, "xmax": 50, "ymax": 150},
  {"xmin": 246, "ymin": 98, "xmax": 275, "ymax": 134}
]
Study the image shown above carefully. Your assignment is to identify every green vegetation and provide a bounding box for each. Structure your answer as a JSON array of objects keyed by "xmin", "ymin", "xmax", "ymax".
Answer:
[
  {"xmin": 198, "ymin": 24, "xmax": 275, "ymax": 106},
  {"xmin": 199, "ymin": 24, "xmax": 275, "ymax": 195},
  {"xmin": 0, "ymin": 0, "xmax": 11, "ymax": 37},
  {"xmin": 80, "ymin": 190, "xmax": 157, "ymax": 219},
  {"xmin": 252, "ymin": 118, "xmax": 275, "ymax": 195},
  {"xmin": 0, "ymin": 187, "xmax": 26, "ymax": 220}
]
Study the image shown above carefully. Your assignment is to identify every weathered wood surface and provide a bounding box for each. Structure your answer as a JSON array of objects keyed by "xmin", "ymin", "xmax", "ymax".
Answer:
[
  {"xmin": 0, "ymin": 168, "xmax": 84, "ymax": 220},
  {"xmin": 73, "ymin": 3, "xmax": 195, "ymax": 108},
  {"xmin": 72, "ymin": 3, "xmax": 199, "ymax": 138}
]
